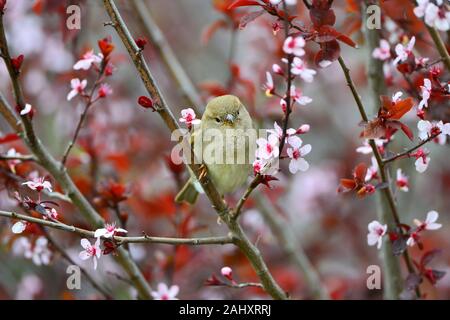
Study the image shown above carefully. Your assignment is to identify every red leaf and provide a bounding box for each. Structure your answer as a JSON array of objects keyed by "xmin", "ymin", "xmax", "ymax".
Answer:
[
  {"xmin": 340, "ymin": 178, "xmax": 356, "ymax": 190},
  {"xmin": 310, "ymin": 7, "xmax": 336, "ymax": 27},
  {"xmin": 399, "ymin": 122, "xmax": 414, "ymax": 141},
  {"xmin": 0, "ymin": 133, "xmax": 20, "ymax": 144},
  {"xmin": 388, "ymin": 97, "xmax": 414, "ymax": 120},
  {"xmin": 314, "ymin": 40, "xmax": 340, "ymax": 66},
  {"xmin": 198, "ymin": 81, "xmax": 229, "ymax": 97},
  {"xmin": 336, "ymin": 34, "xmax": 357, "ymax": 48},
  {"xmin": 227, "ymin": 0, "xmax": 261, "ymax": 10},
  {"xmin": 354, "ymin": 163, "xmax": 368, "ymax": 182}
]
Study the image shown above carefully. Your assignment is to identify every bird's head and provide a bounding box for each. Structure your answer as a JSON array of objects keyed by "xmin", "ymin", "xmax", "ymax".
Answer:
[{"xmin": 202, "ymin": 95, "xmax": 247, "ymax": 129}]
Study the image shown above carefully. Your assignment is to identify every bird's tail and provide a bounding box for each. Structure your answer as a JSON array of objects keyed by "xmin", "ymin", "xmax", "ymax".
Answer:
[{"xmin": 175, "ymin": 179, "xmax": 199, "ymax": 204}]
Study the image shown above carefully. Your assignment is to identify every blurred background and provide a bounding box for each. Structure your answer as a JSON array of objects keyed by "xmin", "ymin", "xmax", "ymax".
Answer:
[{"xmin": 0, "ymin": 0, "xmax": 449, "ymax": 299}]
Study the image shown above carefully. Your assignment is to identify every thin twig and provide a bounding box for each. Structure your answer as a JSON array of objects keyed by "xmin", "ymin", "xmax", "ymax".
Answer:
[
  {"xmin": 383, "ymin": 134, "xmax": 439, "ymax": 164},
  {"xmin": 40, "ymin": 227, "xmax": 114, "ymax": 300},
  {"xmin": 0, "ymin": 14, "xmax": 153, "ymax": 299},
  {"xmin": 0, "ymin": 210, "xmax": 234, "ymax": 245},
  {"xmin": 254, "ymin": 192, "xmax": 329, "ymax": 299},
  {"xmin": 0, "ymin": 154, "xmax": 36, "ymax": 162},
  {"xmin": 61, "ymin": 67, "xmax": 105, "ymax": 167},
  {"xmin": 338, "ymin": 56, "xmax": 420, "ymax": 298}
]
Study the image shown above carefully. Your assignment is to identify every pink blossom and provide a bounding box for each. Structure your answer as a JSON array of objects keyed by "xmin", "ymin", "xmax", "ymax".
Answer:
[
  {"xmin": 418, "ymin": 120, "xmax": 450, "ymax": 144},
  {"xmin": 418, "ymin": 78, "xmax": 432, "ymax": 109},
  {"xmin": 290, "ymin": 85, "xmax": 312, "ymax": 106},
  {"xmin": 12, "ymin": 221, "xmax": 27, "ymax": 234},
  {"xmin": 44, "ymin": 208, "xmax": 59, "ymax": 220},
  {"xmin": 393, "ymin": 36, "xmax": 415, "ymax": 65},
  {"xmin": 267, "ymin": 121, "xmax": 296, "ymax": 141},
  {"xmin": 256, "ymin": 134, "xmax": 279, "ymax": 160},
  {"xmin": 13, "ymin": 236, "xmax": 52, "ymax": 266},
  {"xmin": 98, "ymin": 83, "xmax": 113, "ymax": 98},
  {"xmin": 414, "ymin": 210, "xmax": 442, "ymax": 230},
  {"xmin": 396, "ymin": 168, "xmax": 409, "ymax": 192},
  {"xmin": 151, "ymin": 283, "xmax": 179, "ymax": 300},
  {"xmin": 270, "ymin": 0, "xmax": 297, "ymax": 5},
  {"xmin": 20, "ymin": 103, "xmax": 32, "ymax": 116},
  {"xmin": 416, "ymin": 1, "xmax": 450, "ymax": 31},
  {"xmin": 367, "ymin": 220, "xmax": 387, "ymax": 249},
  {"xmin": 5, "ymin": 148, "xmax": 21, "ymax": 172},
  {"xmin": 392, "ymin": 91, "xmax": 403, "ymax": 103},
  {"xmin": 22, "ymin": 176, "xmax": 52, "ymax": 193},
  {"xmin": 286, "ymin": 136, "xmax": 311, "ymax": 174},
  {"xmin": 94, "ymin": 222, "xmax": 127, "ymax": 238},
  {"xmin": 252, "ymin": 157, "xmax": 278, "ymax": 176},
  {"xmin": 297, "ymin": 124, "xmax": 310, "ymax": 134},
  {"xmin": 179, "ymin": 108, "xmax": 201, "ymax": 127},
  {"xmin": 221, "ymin": 266, "xmax": 233, "ymax": 280},
  {"xmin": 356, "ymin": 139, "xmax": 386, "ymax": 154},
  {"xmin": 411, "ymin": 148, "xmax": 430, "ymax": 173},
  {"xmin": 272, "ymin": 63, "xmax": 283, "ymax": 75},
  {"xmin": 73, "ymin": 50, "xmax": 102, "ymax": 70},
  {"xmin": 365, "ymin": 157, "xmax": 378, "ymax": 182},
  {"xmin": 67, "ymin": 78, "xmax": 87, "ymax": 101},
  {"xmin": 79, "ymin": 238, "xmax": 101, "ymax": 270},
  {"xmin": 283, "ymin": 36, "xmax": 305, "ymax": 57},
  {"xmin": 318, "ymin": 60, "xmax": 332, "ymax": 68},
  {"xmin": 263, "ymin": 71, "xmax": 274, "ymax": 97},
  {"xmin": 407, "ymin": 210, "xmax": 442, "ymax": 246},
  {"xmin": 291, "ymin": 57, "xmax": 316, "ymax": 82},
  {"xmin": 372, "ymin": 39, "xmax": 391, "ymax": 60}
]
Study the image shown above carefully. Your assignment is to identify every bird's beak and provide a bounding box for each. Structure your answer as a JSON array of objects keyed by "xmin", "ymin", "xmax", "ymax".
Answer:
[{"xmin": 225, "ymin": 113, "xmax": 235, "ymax": 124}]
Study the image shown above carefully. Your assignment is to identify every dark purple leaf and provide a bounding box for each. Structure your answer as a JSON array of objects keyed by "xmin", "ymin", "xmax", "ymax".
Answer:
[{"xmin": 405, "ymin": 273, "xmax": 422, "ymax": 291}]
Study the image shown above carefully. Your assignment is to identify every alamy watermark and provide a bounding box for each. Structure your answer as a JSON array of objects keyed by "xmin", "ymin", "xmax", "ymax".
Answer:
[
  {"xmin": 366, "ymin": 265, "xmax": 382, "ymax": 290},
  {"xmin": 66, "ymin": 265, "xmax": 81, "ymax": 290}
]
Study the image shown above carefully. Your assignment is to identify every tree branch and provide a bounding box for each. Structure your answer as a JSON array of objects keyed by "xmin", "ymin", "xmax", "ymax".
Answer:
[
  {"xmin": 425, "ymin": 26, "xmax": 450, "ymax": 72},
  {"xmin": 0, "ymin": 93, "xmax": 22, "ymax": 133},
  {"xmin": 254, "ymin": 192, "xmax": 329, "ymax": 299},
  {"xmin": 338, "ymin": 56, "xmax": 420, "ymax": 298},
  {"xmin": 362, "ymin": 0, "xmax": 403, "ymax": 299},
  {"xmin": 0, "ymin": 210, "xmax": 234, "ymax": 245},
  {"xmin": 102, "ymin": 0, "xmax": 287, "ymax": 300},
  {"xmin": 39, "ymin": 227, "xmax": 114, "ymax": 300},
  {"xmin": 129, "ymin": 0, "xmax": 203, "ymax": 110},
  {"xmin": 0, "ymin": 14, "xmax": 153, "ymax": 299},
  {"xmin": 60, "ymin": 68, "xmax": 104, "ymax": 167}
]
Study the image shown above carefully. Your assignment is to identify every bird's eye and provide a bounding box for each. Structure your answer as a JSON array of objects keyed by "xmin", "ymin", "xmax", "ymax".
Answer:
[
  {"xmin": 236, "ymin": 111, "xmax": 239, "ymax": 115},
  {"xmin": 215, "ymin": 117, "xmax": 221, "ymax": 123}
]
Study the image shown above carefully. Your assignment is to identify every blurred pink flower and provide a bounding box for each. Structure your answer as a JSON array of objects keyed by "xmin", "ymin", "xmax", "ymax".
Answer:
[
  {"xmin": 372, "ymin": 39, "xmax": 391, "ymax": 61},
  {"xmin": 393, "ymin": 36, "xmax": 415, "ymax": 65},
  {"xmin": 151, "ymin": 283, "xmax": 179, "ymax": 300},
  {"xmin": 283, "ymin": 36, "xmax": 305, "ymax": 57}
]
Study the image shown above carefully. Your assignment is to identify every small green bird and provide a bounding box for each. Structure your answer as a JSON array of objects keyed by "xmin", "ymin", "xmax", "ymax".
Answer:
[{"xmin": 175, "ymin": 95, "xmax": 254, "ymax": 204}]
